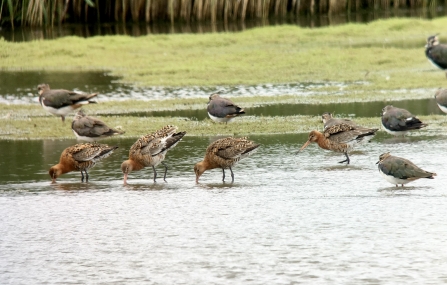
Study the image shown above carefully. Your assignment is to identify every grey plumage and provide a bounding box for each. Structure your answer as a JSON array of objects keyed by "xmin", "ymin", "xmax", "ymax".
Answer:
[
  {"xmin": 376, "ymin": 152, "xmax": 436, "ymax": 187},
  {"xmin": 207, "ymin": 93, "xmax": 245, "ymax": 123},
  {"xmin": 72, "ymin": 109, "xmax": 125, "ymax": 142},
  {"xmin": 381, "ymin": 105, "xmax": 427, "ymax": 136}
]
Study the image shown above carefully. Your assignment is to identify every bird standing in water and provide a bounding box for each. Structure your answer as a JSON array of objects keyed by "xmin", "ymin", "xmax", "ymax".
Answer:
[
  {"xmin": 49, "ymin": 143, "xmax": 118, "ymax": 183},
  {"xmin": 376, "ymin": 152, "xmax": 436, "ymax": 187},
  {"xmin": 121, "ymin": 125, "xmax": 186, "ymax": 185},
  {"xmin": 298, "ymin": 123, "xmax": 378, "ymax": 164},
  {"xmin": 194, "ymin": 137, "xmax": 260, "ymax": 183}
]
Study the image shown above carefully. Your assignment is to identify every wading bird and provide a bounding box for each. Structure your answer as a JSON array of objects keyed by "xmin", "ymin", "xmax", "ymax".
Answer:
[
  {"xmin": 121, "ymin": 125, "xmax": 186, "ymax": 185},
  {"xmin": 298, "ymin": 123, "xmax": 378, "ymax": 164},
  {"xmin": 194, "ymin": 137, "xmax": 260, "ymax": 183},
  {"xmin": 49, "ymin": 143, "xmax": 118, "ymax": 183}
]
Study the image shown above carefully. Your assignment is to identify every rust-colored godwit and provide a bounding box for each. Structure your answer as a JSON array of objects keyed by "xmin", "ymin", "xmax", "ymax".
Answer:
[
  {"xmin": 377, "ymin": 152, "xmax": 436, "ymax": 187},
  {"xmin": 49, "ymin": 143, "xmax": 118, "ymax": 183},
  {"xmin": 194, "ymin": 137, "xmax": 260, "ymax": 183},
  {"xmin": 121, "ymin": 125, "xmax": 186, "ymax": 185},
  {"xmin": 37, "ymin": 83, "xmax": 97, "ymax": 122},
  {"xmin": 72, "ymin": 109, "xmax": 125, "ymax": 142},
  {"xmin": 298, "ymin": 123, "xmax": 378, "ymax": 164}
]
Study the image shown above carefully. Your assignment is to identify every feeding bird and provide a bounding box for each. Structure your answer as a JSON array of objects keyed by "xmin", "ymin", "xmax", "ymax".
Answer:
[
  {"xmin": 194, "ymin": 137, "xmax": 260, "ymax": 183},
  {"xmin": 376, "ymin": 152, "xmax": 436, "ymax": 187},
  {"xmin": 298, "ymin": 123, "xmax": 378, "ymax": 164},
  {"xmin": 37, "ymin": 83, "xmax": 97, "ymax": 122},
  {"xmin": 207, "ymin": 93, "xmax": 245, "ymax": 123},
  {"xmin": 425, "ymin": 34, "xmax": 447, "ymax": 78},
  {"xmin": 121, "ymin": 125, "xmax": 186, "ymax": 185},
  {"xmin": 381, "ymin": 105, "xmax": 427, "ymax": 136},
  {"xmin": 72, "ymin": 109, "xmax": 125, "ymax": 142},
  {"xmin": 49, "ymin": 143, "xmax": 118, "ymax": 183}
]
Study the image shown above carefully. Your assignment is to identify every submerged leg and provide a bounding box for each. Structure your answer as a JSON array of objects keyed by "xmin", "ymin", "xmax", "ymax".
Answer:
[
  {"xmin": 229, "ymin": 167, "xmax": 235, "ymax": 183},
  {"xmin": 80, "ymin": 170, "xmax": 84, "ymax": 182},
  {"xmin": 152, "ymin": 165, "xmax": 157, "ymax": 182},
  {"xmin": 222, "ymin": 168, "xmax": 226, "ymax": 182},
  {"xmin": 338, "ymin": 153, "xmax": 350, "ymax": 164},
  {"xmin": 161, "ymin": 162, "xmax": 168, "ymax": 182}
]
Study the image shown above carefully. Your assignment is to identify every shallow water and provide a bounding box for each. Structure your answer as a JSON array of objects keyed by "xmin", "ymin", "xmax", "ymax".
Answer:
[
  {"xmin": 1, "ymin": 133, "xmax": 447, "ymax": 284},
  {"xmin": 0, "ymin": 70, "xmax": 443, "ymax": 120}
]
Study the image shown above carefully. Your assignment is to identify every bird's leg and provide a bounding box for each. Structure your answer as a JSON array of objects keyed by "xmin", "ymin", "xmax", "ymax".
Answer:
[
  {"xmin": 229, "ymin": 167, "xmax": 234, "ymax": 183},
  {"xmin": 222, "ymin": 168, "xmax": 226, "ymax": 182},
  {"xmin": 61, "ymin": 116, "xmax": 65, "ymax": 123},
  {"xmin": 85, "ymin": 169, "xmax": 89, "ymax": 182},
  {"xmin": 161, "ymin": 162, "xmax": 168, "ymax": 182},
  {"xmin": 80, "ymin": 170, "xmax": 84, "ymax": 182},
  {"xmin": 338, "ymin": 153, "xmax": 350, "ymax": 164},
  {"xmin": 152, "ymin": 165, "xmax": 157, "ymax": 182}
]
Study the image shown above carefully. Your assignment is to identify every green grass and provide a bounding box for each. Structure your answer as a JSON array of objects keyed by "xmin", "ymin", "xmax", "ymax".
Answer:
[
  {"xmin": 1, "ymin": 17, "xmax": 447, "ymax": 139},
  {"xmin": 1, "ymin": 18, "xmax": 446, "ymax": 89},
  {"xmin": 0, "ymin": 113, "xmax": 443, "ymax": 140}
]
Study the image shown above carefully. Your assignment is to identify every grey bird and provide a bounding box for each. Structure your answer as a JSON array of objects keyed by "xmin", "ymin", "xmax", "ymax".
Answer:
[
  {"xmin": 425, "ymin": 35, "xmax": 447, "ymax": 78},
  {"xmin": 72, "ymin": 109, "xmax": 125, "ymax": 142},
  {"xmin": 207, "ymin": 93, "xmax": 245, "ymax": 123},
  {"xmin": 321, "ymin": 112, "xmax": 358, "ymax": 130},
  {"xmin": 381, "ymin": 105, "xmax": 427, "ymax": 136},
  {"xmin": 37, "ymin": 83, "xmax": 98, "ymax": 122},
  {"xmin": 376, "ymin": 152, "xmax": 436, "ymax": 187},
  {"xmin": 434, "ymin": 88, "xmax": 447, "ymax": 114}
]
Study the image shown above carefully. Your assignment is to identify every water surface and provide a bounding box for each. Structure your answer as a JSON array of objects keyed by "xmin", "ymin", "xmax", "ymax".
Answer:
[{"xmin": 1, "ymin": 134, "xmax": 446, "ymax": 284}]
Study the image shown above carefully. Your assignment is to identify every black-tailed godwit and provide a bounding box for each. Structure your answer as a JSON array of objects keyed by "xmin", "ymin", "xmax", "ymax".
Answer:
[
  {"xmin": 194, "ymin": 137, "xmax": 260, "ymax": 183},
  {"xmin": 121, "ymin": 125, "xmax": 186, "ymax": 185},
  {"xmin": 49, "ymin": 143, "xmax": 118, "ymax": 183}
]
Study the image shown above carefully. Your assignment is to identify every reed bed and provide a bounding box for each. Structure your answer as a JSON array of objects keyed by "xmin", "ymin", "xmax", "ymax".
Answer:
[{"xmin": 0, "ymin": 0, "xmax": 445, "ymax": 27}]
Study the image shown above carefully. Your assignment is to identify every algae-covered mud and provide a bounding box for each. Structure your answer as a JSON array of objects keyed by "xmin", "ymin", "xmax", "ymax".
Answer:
[{"xmin": 1, "ymin": 18, "xmax": 447, "ymax": 139}]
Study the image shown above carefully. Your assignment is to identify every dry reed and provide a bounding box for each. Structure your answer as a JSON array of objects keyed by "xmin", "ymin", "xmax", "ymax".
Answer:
[{"xmin": 0, "ymin": 0, "xmax": 445, "ymax": 27}]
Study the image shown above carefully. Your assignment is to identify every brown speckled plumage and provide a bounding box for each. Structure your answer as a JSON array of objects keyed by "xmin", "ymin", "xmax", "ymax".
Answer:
[
  {"xmin": 298, "ymin": 123, "xmax": 378, "ymax": 164},
  {"xmin": 49, "ymin": 143, "xmax": 118, "ymax": 183},
  {"xmin": 194, "ymin": 137, "xmax": 260, "ymax": 183},
  {"xmin": 321, "ymin": 112, "xmax": 357, "ymax": 130},
  {"xmin": 121, "ymin": 125, "xmax": 186, "ymax": 184}
]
